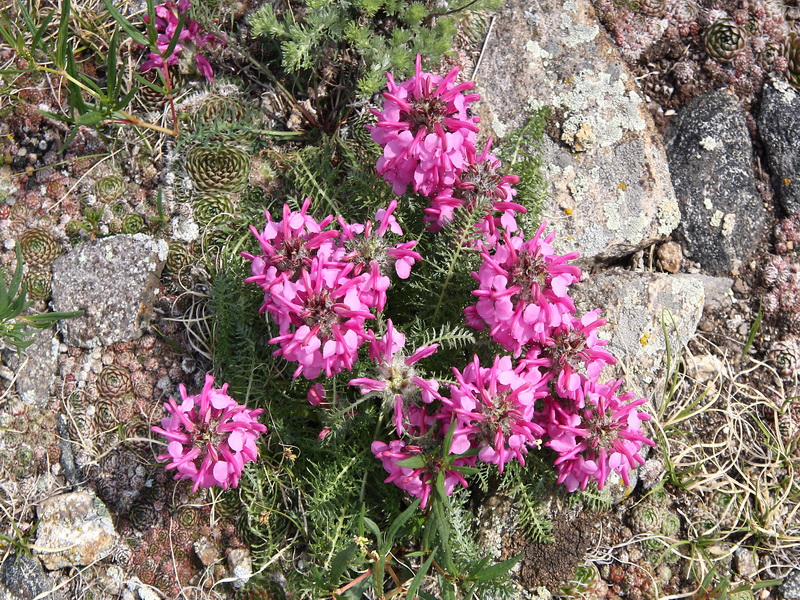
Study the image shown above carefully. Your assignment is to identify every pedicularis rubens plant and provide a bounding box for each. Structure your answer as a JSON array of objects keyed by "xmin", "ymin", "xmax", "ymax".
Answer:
[{"xmin": 149, "ymin": 55, "xmax": 653, "ymax": 596}]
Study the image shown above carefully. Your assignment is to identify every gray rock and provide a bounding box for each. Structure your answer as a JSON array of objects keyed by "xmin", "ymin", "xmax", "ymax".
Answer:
[
  {"xmin": 664, "ymin": 89, "xmax": 767, "ymax": 275},
  {"xmin": 572, "ymin": 269, "xmax": 705, "ymax": 402},
  {"xmin": 3, "ymin": 329, "xmax": 59, "ymax": 408},
  {"xmin": 474, "ymin": 0, "xmax": 679, "ymax": 264},
  {"xmin": 758, "ymin": 79, "xmax": 800, "ymax": 216},
  {"xmin": 0, "ymin": 553, "xmax": 62, "ymax": 600},
  {"xmin": 227, "ymin": 548, "xmax": 252, "ymax": 589},
  {"xmin": 33, "ymin": 491, "xmax": 118, "ymax": 570},
  {"xmin": 51, "ymin": 234, "xmax": 168, "ymax": 348},
  {"xmin": 690, "ymin": 274, "xmax": 734, "ymax": 312},
  {"xmin": 782, "ymin": 569, "xmax": 800, "ymax": 600}
]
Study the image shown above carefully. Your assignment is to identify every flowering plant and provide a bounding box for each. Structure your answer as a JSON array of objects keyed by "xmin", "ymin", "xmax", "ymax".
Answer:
[
  {"xmin": 152, "ymin": 374, "xmax": 266, "ymax": 492},
  {"xmin": 141, "ymin": 0, "xmax": 223, "ymax": 82}
]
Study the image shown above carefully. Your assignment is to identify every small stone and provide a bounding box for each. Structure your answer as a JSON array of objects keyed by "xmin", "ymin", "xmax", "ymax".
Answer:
[
  {"xmin": 733, "ymin": 547, "xmax": 757, "ymax": 578},
  {"xmin": 137, "ymin": 587, "xmax": 160, "ymax": 600},
  {"xmin": 687, "ymin": 354, "xmax": 727, "ymax": 384},
  {"xmin": 193, "ymin": 537, "xmax": 220, "ymax": 567},
  {"xmin": 227, "ymin": 548, "xmax": 252, "ymax": 589},
  {"xmin": 732, "ymin": 277, "xmax": 749, "ymax": 295},
  {"xmin": 33, "ymin": 491, "xmax": 117, "ymax": 570},
  {"xmin": 655, "ymin": 241, "xmax": 683, "ymax": 273},
  {"xmin": 2, "ymin": 329, "xmax": 59, "ymax": 408}
]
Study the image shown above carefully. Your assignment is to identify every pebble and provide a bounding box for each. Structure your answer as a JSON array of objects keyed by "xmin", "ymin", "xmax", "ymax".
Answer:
[{"xmin": 655, "ymin": 241, "xmax": 683, "ymax": 273}]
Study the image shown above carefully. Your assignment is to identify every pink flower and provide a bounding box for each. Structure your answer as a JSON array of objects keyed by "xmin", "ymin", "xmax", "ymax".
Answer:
[
  {"xmin": 152, "ymin": 374, "xmax": 266, "ymax": 492},
  {"xmin": 338, "ymin": 200, "xmax": 422, "ymax": 311},
  {"xmin": 537, "ymin": 309, "xmax": 617, "ymax": 404},
  {"xmin": 349, "ymin": 319, "xmax": 439, "ymax": 435},
  {"xmin": 371, "ymin": 438, "xmax": 472, "ymax": 508},
  {"xmin": 267, "ymin": 258, "xmax": 375, "ymax": 379},
  {"xmin": 544, "ymin": 378, "xmax": 655, "ymax": 492},
  {"xmin": 424, "ymin": 139, "xmax": 525, "ymax": 234},
  {"xmin": 467, "ymin": 223, "xmax": 582, "ymax": 355},
  {"xmin": 140, "ymin": 0, "xmax": 224, "ymax": 81},
  {"xmin": 369, "ymin": 55, "xmax": 480, "ymax": 197},
  {"xmin": 442, "ymin": 354, "xmax": 548, "ymax": 473}
]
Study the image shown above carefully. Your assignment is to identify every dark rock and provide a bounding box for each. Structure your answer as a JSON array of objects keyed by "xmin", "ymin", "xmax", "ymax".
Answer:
[
  {"xmin": 51, "ymin": 234, "xmax": 168, "ymax": 348},
  {"xmin": 758, "ymin": 79, "xmax": 800, "ymax": 216},
  {"xmin": 665, "ymin": 89, "xmax": 767, "ymax": 275},
  {"xmin": 0, "ymin": 553, "xmax": 62, "ymax": 600}
]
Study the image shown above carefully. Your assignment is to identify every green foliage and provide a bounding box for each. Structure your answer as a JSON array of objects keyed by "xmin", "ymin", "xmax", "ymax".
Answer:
[
  {"xmin": 0, "ymin": 246, "xmax": 83, "ymax": 353},
  {"xmin": 493, "ymin": 107, "xmax": 552, "ymax": 232},
  {"xmin": 500, "ymin": 458, "xmax": 556, "ymax": 544},
  {"xmin": 247, "ymin": 0, "xmax": 490, "ymax": 102}
]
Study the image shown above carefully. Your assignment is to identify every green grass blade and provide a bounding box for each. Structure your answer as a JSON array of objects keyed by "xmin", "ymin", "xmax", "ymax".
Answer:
[
  {"xmin": 56, "ymin": 0, "xmax": 71, "ymax": 69},
  {"xmin": 405, "ymin": 550, "xmax": 436, "ymax": 600},
  {"xmin": 101, "ymin": 0, "xmax": 150, "ymax": 47}
]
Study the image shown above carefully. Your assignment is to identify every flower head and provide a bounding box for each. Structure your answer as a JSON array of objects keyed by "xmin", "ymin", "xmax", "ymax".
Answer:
[
  {"xmin": 349, "ymin": 319, "xmax": 439, "ymax": 435},
  {"xmin": 466, "ymin": 223, "xmax": 582, "ymax": 355},
  {"xmin": 369, "ymin": 55, "xmax": 480, "ymax": 197},
  {"xmin": 152, "ymin": 374, "xmax": 266, "ymax": 492},
  {"xmin": 544, "ymin": 378, "xmax": 654, "ymax": 491},
  {"xmin": 443, "ymin": 354, "xmax": 548, "ymax": 473}
]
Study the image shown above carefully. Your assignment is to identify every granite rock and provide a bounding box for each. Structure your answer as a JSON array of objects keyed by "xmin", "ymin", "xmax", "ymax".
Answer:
[
  {"xmin": 665, "ymin": 89, "xmax": 768, "ymax": 275},
  {"xmin": 51, "ymin": 235, "xmax": 168, "ymax": 348},
  {"xmin": 571, "ymin": 269, "xmax": 705, "ymax": 402},
  {"xmin": 33, "ymin": 491, "xmax": 118, "ymax": 570},
  {"xmin": 758, "ymin": 79, "xmax": 800, "ymax": 216},
  {"xmin": 0, "ymin": 553, "xmax": 62, "ymax": 600},
  {"xmin": 474, "ymin": 0, "xmax": 679, "ymax": 264}
]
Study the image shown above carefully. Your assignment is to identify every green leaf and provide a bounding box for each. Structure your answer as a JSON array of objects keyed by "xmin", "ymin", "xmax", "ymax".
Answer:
[
  {"xmin": 106, "ymin": 27, "xmax": 119, "ymax": 95},
  {"xmin": 101, "ymin": 0, "xmax": 150, "ymax": 47},
  {"xmin": 113, "ymin": 86, "xmax": 138, "ymax": 111},
  {"xmin": 75, "ymin": 111, "xmax": 106, "ymax": 126},
  {"xmin": 363, "ymin": 517, "xmax": 382, "ymax": 546},
  {"xmin": 405, "ymin": 550, "xmax": 436, "ymax": 600},
  {"xmin": 145, "ymin": 0, "xmax": 158, "ymax": 44},
  {"xmin": 31, "ymin": 9, "xmax": 56, "ymax": 53},
  {"xmin": 742, "ymin": 298, "xmax": 762, "ymax": 356},
  {"xmin": 469, "ymin": 553, "xmax": 522, "ymax": 582},
  {"xmin": 56, "ymin": 0, "xmax": 71, "ymax": 69},
  {"xmin": 380, "ymin": 498, "xmax": 420, "ymax": 555},
  {"xmin": 396, "ymin": 455, "xmax": 426, "ymax": 469},
  {"xmin": 328, "ymin": 542, "xmax": 358, "ymax": 586}
]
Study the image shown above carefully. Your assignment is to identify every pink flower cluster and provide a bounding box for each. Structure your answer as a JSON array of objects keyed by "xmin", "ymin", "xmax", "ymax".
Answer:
[
  {"xmin": 141, "ymin": 0, "xmax": 223, "ymax": 82},
  {"xmin": 369, "ymin": 56, "xmax": 524, "ymax": 237},
  {"xmin": 237, "ymin": 60, "xmax": 655, "ymax": 507},
  {"xmin": 243, "ymin": 199, "xmax": 421, "ymax": 379},
  {"xmin": 152, "ymin": 374, "xmax": 266, "ymax": 492}
]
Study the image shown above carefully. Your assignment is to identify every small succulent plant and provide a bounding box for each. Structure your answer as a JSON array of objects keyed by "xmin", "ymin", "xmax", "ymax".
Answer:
[
  {"xmin": 785, "ymin": 32, "xmax": 800, "ymax": 89},
  {"xmin": 194, "ymin": 95, "xmax": 248, "ymax": 129},
  {"xmin": 122, "ymin": 213, "xmax": 145, "ymax": 234},
  {"xmin": 637, "ymin": 0, "xmax": 668, "ymax": 18},
  {"xmin": 660, "ymin": 511, "xmax": 681, "ymax": 537},
  {"xmin": 94, "ymin": 175, "xmax": 126, "ymax": 204},
  {"xmin": 166, "ymin": 241, "xmax": 194, "ymax": 274},
  {"xmin": 193, "ymin": 193, "xmax": 234, "ymax": 226},
  {"xmin": 65, "ymin": 219, "xmax": 84, "ymax": 239},
  {"xmin": 96, "ymin": 365, "xmax": 134, "ymax": 400},
  {"xmin": 19, "ymin": 227, "xmax": 61, "ymax": 267},
  {"xmin": 629, "ymin": 502, "xmax": 663, "ymax": 533},
  {"xmin": 703, "ymin": 18, "xmax": 748, "ymax": 63},
  {"xmin": 768, "ymin": 337, "xmax": 800, "ymax": 378},
  {"xmin": 23, "ymin": 269, "xmax": 52, "ymax": 302},
  {"xmin": 185, "ymin": 145, "xmax": 251, "ymax": 193}
]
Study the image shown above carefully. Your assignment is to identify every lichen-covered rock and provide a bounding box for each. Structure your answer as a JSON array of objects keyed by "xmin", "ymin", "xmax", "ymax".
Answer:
[
  {"xmin": 51, "ymin": 234, "xmax": 168, "ymax": 348},
  {"xmin": 0, "ymin": 553, "xmax": 62, "ymax": 600},
  {"xmin": 758, "ymin": 79, "xmax": 800, "ymax": 216},
  {"xmin": 227, "ymin": 548, "xmax": 252, "ymax": 589},
  {"xmin": 572, "ymin": 270, "xmax": 705, "ymax": 401},
  {"xmin": 33, "ymin": 491, "xmax": 118, "ymax": 570},
  {"xmin": 3, "ymin": 328, "xmax": 59, "ymax": 408},
  {"xmin": 665, "ymin": 89, "xmax": 767, "ymax": 275},
  {"xmin": 474, "ymin": 0, "xmax": 679, "ymax": 264}
]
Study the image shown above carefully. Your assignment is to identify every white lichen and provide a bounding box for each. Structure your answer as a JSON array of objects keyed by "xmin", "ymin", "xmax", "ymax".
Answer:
[{"xmin": 699, "ymin": 136, "xmax": 720, "ymax": 151}]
